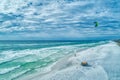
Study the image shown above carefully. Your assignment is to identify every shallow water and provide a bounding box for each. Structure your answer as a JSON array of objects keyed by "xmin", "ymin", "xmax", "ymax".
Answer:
[{"xmin": 0, "ymin": 40, "xmax": 105, "ymax": 80}]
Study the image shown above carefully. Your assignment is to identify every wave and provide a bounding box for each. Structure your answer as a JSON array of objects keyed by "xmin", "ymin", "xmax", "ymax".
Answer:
[
  {"xmin": 0, "ymin": 41, "xmax": 104, "ymax": 64},
  {"xmin": 0, "ymin": 66, "xmax": 20, "ymax": 75},
  {"xmin": 0, "ymin": 43, "xmax": 92, "ymax": 80},
  {"xmin": 25, "ymin": 41, "xmax": 120, "ymax": 80},
  {"xmin": 0, "ymin": 41, "xmax": 109, "ymax": 80}
]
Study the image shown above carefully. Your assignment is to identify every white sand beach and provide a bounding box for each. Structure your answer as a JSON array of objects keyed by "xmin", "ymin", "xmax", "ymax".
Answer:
[{"xmin": 20, "ymin": 41, "xmax": 120, "ymax": 80}]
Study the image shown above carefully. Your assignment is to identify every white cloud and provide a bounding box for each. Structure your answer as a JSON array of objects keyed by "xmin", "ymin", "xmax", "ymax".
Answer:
[{"xmin": 0, "ymin": 0, "xmax": 119, "ymax": 40}]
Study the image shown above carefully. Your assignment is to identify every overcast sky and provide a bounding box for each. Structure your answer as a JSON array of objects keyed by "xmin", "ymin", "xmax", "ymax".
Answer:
[{"xmin": 0, "ymin": 0, "xmax": 120, "ymax": 40}]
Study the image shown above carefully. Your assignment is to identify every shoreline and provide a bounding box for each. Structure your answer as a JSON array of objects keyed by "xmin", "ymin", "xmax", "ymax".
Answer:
[
  {"xmin": 19, "ymin": 41, "xmax": 120, "ymax": 80},
  {"xmin": 21, "ymin": 43, "xmax": 110, "ymax": 80},
  {"xmin": 20, "ymin": 49, "xmax": 86, "ymax": 80}
]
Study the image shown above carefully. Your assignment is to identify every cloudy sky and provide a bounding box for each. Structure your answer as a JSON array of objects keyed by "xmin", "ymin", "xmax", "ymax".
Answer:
[{"xmin": 0, "ymin": 0, "xmax": 120, "ymax": 40}]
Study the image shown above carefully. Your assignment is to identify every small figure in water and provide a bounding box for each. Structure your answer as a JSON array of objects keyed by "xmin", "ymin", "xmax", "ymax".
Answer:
[{"xmin": 94, "ymin": 21, "xmax": 99, "ymax": 27}]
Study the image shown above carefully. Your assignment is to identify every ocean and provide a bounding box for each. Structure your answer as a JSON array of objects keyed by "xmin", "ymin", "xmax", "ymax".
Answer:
[
  {"xmin": 0, "ymin": 0, "xmax": 120, "ymax": 80},
  {"xmin": 0, "ymin": 40, "xmax": 107, "ymax": 80}
]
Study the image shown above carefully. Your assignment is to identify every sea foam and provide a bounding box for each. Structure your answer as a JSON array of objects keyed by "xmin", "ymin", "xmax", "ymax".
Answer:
[{"xmin": 30, "ymin": 41, "xmax": 120, "ymax": 80}]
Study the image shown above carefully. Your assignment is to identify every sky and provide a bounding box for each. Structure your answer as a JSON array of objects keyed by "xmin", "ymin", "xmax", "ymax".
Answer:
[{"xmin": 0, "ymin": 0, "xmax": 120, "ymax": 40}]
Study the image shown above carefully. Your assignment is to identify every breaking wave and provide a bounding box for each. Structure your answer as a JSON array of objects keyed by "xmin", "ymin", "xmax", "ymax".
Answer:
[{"xmin": 28, "ymin": 41, "xmax": 120, "ymax": 80}]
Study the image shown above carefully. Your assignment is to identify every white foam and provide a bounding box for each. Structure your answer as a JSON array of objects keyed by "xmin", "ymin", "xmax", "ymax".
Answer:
[
  {"xmin": 0, "ymin": 44, "xmax": 85, "ymax": 64},
  {"xmin": 26, "ymin": 41, "xmax": 120, "ymax": 80},
  {"xmin": 0, "ymin": 66, "xmax": 20, "ymax": 74}
]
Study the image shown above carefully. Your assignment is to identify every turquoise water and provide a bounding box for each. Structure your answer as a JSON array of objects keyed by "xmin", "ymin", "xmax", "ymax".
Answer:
[{"xmin": 0, "ymin": 40, "xmax": 106, "ymax": 80}]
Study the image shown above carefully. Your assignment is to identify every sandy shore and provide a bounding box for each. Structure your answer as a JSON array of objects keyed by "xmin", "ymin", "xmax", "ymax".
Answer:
[
  {"xmin": 20, "ymin": 41, "xmax": 120, "ymax": 80},
  {"xmin": 20, "ymin": 45, "xmax": 109, "ymax": 80},
  {"xmin": 20, "ymin": 51, "xmax": 81, "ymax": 80}
]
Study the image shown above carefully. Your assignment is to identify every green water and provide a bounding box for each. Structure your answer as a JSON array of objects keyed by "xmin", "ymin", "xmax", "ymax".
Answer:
[{"xmin": 0, "ymin": 40, "xmax": 106, "ymax": 80}]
